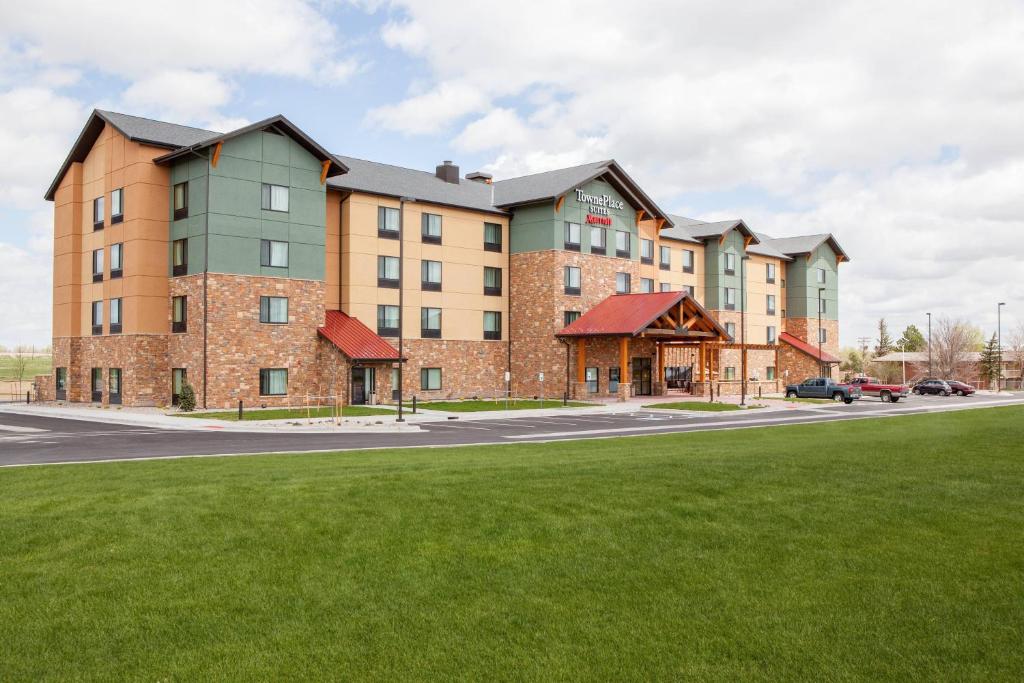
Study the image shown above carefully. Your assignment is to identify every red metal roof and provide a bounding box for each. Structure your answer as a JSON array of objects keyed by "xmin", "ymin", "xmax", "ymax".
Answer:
[
  {"xmin": 780, "ymin": 331, "xmax": 840, "ymax": 363},
  {"xmin": 318, "ymin": 310, "xmax": 400, "ymax": 361},
  {"xmin": 558, "ymin": 291, "xmax": 691, "ymax": 336}
]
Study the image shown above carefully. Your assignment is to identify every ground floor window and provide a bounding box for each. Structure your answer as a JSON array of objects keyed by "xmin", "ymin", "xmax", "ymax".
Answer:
[
  {"xmin": 766, "ymin": 366, "xmax": 776, "ymax": 380},
  {"xmin": 90, "ymin": 368, "xmax": 103, "ymax": 402},
  {"xmin": 724, "ymin": 366, "xmax": 736, "ymax": 380},
  {"xmin": 421, "ymin": 367, "xmax": 441, "ymax": 391},
  {"xmin": 171, "ymin": 368, "xmax": 187, "ymax": 405},
  {"xmin": 609, "ymin": 367, "xmax": 620, "ymax": 393},
  {"xmin": 585, "ymin": 367, "xmax": 599, "ymax": 393},
  {"xmin": 259, "ymin": 368, "xmax": 288, "ymax": 396},
  {"xmin": 391, "ymin": 367, "xmax": 400, "ymax": 401},
  {"xmin": 55, "ymin": 367, "xmax": 67, "ymax": 400},
  {"xmin": 109, "ymin": 368, "xmax": 122, "ymax": 405}
]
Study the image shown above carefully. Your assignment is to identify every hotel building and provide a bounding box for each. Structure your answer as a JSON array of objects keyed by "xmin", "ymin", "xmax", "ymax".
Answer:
[{"xmin": 41, "ymin": 111, "xmax": 848, "ymax": 407}]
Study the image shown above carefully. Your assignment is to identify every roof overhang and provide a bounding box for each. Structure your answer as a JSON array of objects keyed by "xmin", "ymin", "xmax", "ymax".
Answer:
[{"xmin": 557, "ymin": 291, "xmax": 731, "ymax": 341}]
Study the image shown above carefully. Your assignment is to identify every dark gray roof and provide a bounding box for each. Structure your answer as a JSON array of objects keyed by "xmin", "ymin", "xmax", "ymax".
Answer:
[
  {"xmin": 661, "ymin": 214, "xmax": 758, "ymax": 244},
  {"xmin": 747, "ymin": 232, "xmax": 791, "ymax": 260},
  {"xmin": 764, "ymin": 233, "xmax": 849, "ymax": 261},
  {"xmin": 327, "ymin": 156, "xmax": 505, "ymax": 215}
]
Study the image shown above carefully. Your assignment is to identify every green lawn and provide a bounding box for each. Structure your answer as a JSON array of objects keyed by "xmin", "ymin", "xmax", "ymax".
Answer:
[
  {"xmin": 2, "ymin": 407, "xmax": 1023, "ymax": 680},
  {"xmin": 643, "ymin": 401, "xmax": 763, "ymax": 412},
  {"xmin": 409, "ymin": 398, "xmax": 596, "ymax": 412},
  {"xmin": 173, "ymin": 405, "xmax": 395, "ymax": 420},
  {"xmin": 0, "ymin": 354, "xmax": 51, "ymax": 381}
]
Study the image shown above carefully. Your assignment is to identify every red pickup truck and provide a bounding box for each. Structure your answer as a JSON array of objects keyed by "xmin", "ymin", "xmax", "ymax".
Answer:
[{"xmin": 848, "ymin": 377, "xmax": 909, "ymax": 402}]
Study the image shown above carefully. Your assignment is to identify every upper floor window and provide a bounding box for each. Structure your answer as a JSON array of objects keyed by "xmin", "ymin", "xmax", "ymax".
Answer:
[
  {"xmin": 819, "ymin": 297, "xmax": 828, "ymax": 314},
  {"xmin": 172, "ymin": 296, "xmax": 187, "ymax": 333},
  {"xmin": 724, "ymin": 287, "xmax": 736, "ymax": 310},
  {"xmin": 564, "ymin": 221, "xmax": 581, "ymax": 251},
  {"xmin": 590, "ymin": 226, "xmax": 606, "ymax": 254},
  {"xmin": 640, "ymin": 278, "xmax": 654, "ymax": 293},
  {"xmin": 172, "ymin": 239, "xmax": 187, "ymax": 276},
  {"xmin": 421, "ymin": 260, "xmax": 442, "ymax": 291},
  {"xmin": 377, "ymin": 256, "xmax": 400, "ymax": 288},
  {"xmin": 819, "ymin": 328, "xmax": 828, "ymax": 343},
  {"xmin": 724, "ymin": 252, "xmax": 736, "ymax": 275},
  {"xmin": 483, "ymin": 266, "xmax": 502, "ymax": 296},
  {"xmin": 615, "ymin": 230, "xmax": 630, "ymax": 257},
  {"xmin": 91, "ymin": 300, "xmax": 103, "ymax": 335},
  {"xmin": 767, "ymin": 325, "xmax": 777, "ymax": 344},
  {"xmin": 483, "ymin": 222, "xmax": 502, "ymax": 252},
  {"xmin": 685, "ymin": 284, "xmax": 696, "ymax": 297},
  {"xmin": 483, "ymin": 311, "xmax": 502, "ymax": 340},
  {"xmin": 260, "ymin": 239, "xmax": 288, "ymax": 268},
  {"xmin": 564, "ymin": 310, "xmax": 581, "ymax": 327},
  {"xmin": 616, "ymin": 272, "xmax": 631, "ymax": 294},
  {"xmin": 725, "ymin": 322, "xmax": 736, "ymax": 339},
  {"xmin": 261, "ymin": 183, "xmax": 289, "ymax": 212},
  {"xmin": 640, "ymin": 238, "xmax": 654, "ymax": 264},
  {"xmin": 259, "ymin": 296, "xmax": 289, "ymax": 324},
  {"xmin": 564, "ymin": 266, "xmax": 581, "ymax": 296},
  {"xmin": 816, "ymin": 267, "xmax": 826, "ymax": 284},
  {"xmin": 659, "ymin": 245, "xmax": 671, "ymax": 270},
  {"xmin": 109, "ymin": 298, "xmax": 122, "ymax": 334},
  {"xmin": 110, "ymin": 243, "xmax": 123, "ymax": 279},
  {"xmin": 92, "ymin": 248, "xmax": 104, "ymax": 282},
  {"xmin": 93, "ymin": 196, "xmax": 104, "ymax": 230},
  {"xmin": 111, "ymin": 188, "xmax": 124, "ymax": 224},
  {"xmin": 173, "ymin": 182, "xmax": 188, "ymax": 220},
  {"xmin": 421, "ymin": 307, "xmax": 442, "ymax": 338},
  {"xmin": 766, "ymin": 262, "xmax": 776, "ymax": 283},
  {"xmin": 767, "ymin": 294, "xmax": 776, "ymax": 315},
  {"xmin": 682, "ymin": 249, "xmax": 694, "ymax": 273},
  {"xmin": 377, "ymin": 305, "xmax": 400, "ymax": 337},
  {"xmin": 422, "ymin": 213, "xmax": 442, "ymax": 244},
  {"xmin": 259, "ymin": 368, "xmax": 288, "ymax": 396},
  {"xmin": 378, "ymin": 206, "xmax": 400, "ymax": 238}
]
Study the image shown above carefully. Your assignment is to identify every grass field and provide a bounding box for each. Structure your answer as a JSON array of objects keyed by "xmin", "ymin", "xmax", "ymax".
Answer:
[
  {"xmin": 0, "ymin": 354, "xmax": 51, "ymax": 381},
  {"xmin": 643, "ymin": 401, "xmax": 763, "ymax": 411},
  {"xmin": 2, "ymin": 407, "xmax": 1022, "ymax": 680},
  {"xmin": 409, "ymin": 398, "xmax": 596, "ymax": 411},
  {"xmin": 173, "ymin": 405, "xmax": 395, "ymax": 420}
]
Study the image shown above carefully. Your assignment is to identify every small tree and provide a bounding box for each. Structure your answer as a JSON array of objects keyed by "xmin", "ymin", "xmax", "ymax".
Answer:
[
  {"xmin": 1010, "ymin": 324, "xmax": 1024, "ymax": 389},
  {"xmin": 875, "ymin": 318, "xmax": 894, "ymax": 357},
  {"xmin": 978, "ymin": 333, "xmax": 1001, "ymax": 389},
  {"xmin": 12, "ymin": 349, "xmax": 28, "ymax": 384},
  {"xmin": 933, "ymin": 317, "xmax": 975, "ymax": 379},
  {"xmin": 178, "ymin": 380, "xmax": 197, "ymax": 412},
  {"xmin": 897, "ymin": 324, "xmax": 926, "ymax": 352}
]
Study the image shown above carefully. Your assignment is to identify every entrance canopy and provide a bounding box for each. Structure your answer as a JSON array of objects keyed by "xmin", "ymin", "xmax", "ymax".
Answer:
[
  {"xmin": 318, "ymin": 310, "xmax": 400, "ymax": 362},
  {"xmin": 557, "ymin": 291, "xmax": 731, "ymax": 341}
]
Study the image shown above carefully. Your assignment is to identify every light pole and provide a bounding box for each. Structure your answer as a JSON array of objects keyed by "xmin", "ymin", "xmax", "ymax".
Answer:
[
  {"xmin": 396, "ymin": 196, "xmax": 416, "ymax": 422},
  {"xmin": 818, "ymin": 287, "xmax": 825, "ymax": 377},
  {"xmin": 997, "ymin": 302, "xmax": 1005, "ymax": 392},
  {"xmin": 897, "ymin": 340, "xmax": 906, "ymax": 386},
  {"xmin": 926, "ymin": 312, "xmax": 932, "ymax": 377},
  {"xmin": 740, "ymin": 255, "xmax": 750, "ymax": 406}
]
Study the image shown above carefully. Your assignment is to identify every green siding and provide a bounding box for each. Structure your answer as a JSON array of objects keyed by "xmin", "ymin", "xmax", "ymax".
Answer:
[
  {"xmin": 703, "ymin": 230, "xmax": 746, "ymax": 309},
  {"xmin": 168, "ymin": 130, "xmax": 326, "ymax": 280},
  {"xmin": 785, "ymin": 243, "xmax": 839, "ymax": 320}
]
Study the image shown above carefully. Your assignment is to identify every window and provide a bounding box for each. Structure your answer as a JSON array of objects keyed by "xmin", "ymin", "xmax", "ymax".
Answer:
[
  {"xmin": 724, "ymin": 287, "xmax": 736, "ymax": 310},
  {"xmin": 91, "ymin": 367, "xmax": 103, "ymax": 402},
  {"xmin": 261, "ymin": 183, "xmax": 289, "ymax": 212},
  {"xmin": 640, "ymin": 238, "xmax": 654, "ymax": 264},
  {"xmin": 391, "ymin": 367, "xmax": 400, "ymax": 401},
  {"xmin": 615, "ymin": 230, "xmax": 630, "ymax": 257},
  {"xmin": 110, "ymin": 243, "xmax": 123, "ymax": 278},
  {"xmin": 422, "ymin": 213, "xmax": 442, "ymax": 244},
  {"xmin": 172, "ymin": 296, "xmax": 187, "ymax": 333},
  {"xmin": 421, "ymin": 307, "xmax": 441, "ymax": 338},
  {"xmin": 171, "ymin": 368, "xmax": 187, "ymax": 406},
  {"xmin": 377, "ymin": 305, "xmax": 400, "ymax": 337},
  {"xmin": 660, "ymin": 282, "xmax": 672, "ymax": 292},
  {"xmin": 782, "ymin": 309, "xmax": 786, "ymax": 319},
  {"xmin": 766, "ymin": 366, "xmax": 776, "ymax": 380},
  {"xmin": 616, "ymin": 272, "xmax": 630, "ymax": 294},
  {"xmin": 766, "ymin": 262, "xmax": 776, "ymax": 283},
  {"xmin": 564, "ymin": 221, "xmax": 581, "ymax": 251},
  {"xmin": 377, "ymin": 256, "xmax": 400, "ymax": 288},
  {"xmin": 682, "ymin": 249, "xmax": 694, "ymax": 273},
  {"xmin": 819, "ymin": 328, "xmax": 828, "ymax": 344},
  {"xmin": 483, "ymin": 311, "xmax": 502, "ymax": 340},
  {"xmin": 259, "ymin": 368, "xmax": 288, "ymax": 396},
  {"xmin": 92, "ymin": 248, "xmax": 104, "ymax": 282},
  {"xmin": 173, "ymin": 182, "xmax": 188, "ymax": 220},
  {"xmin": 564, "ymin": 266, "xmax": 581, "ymax": 295},
  {"xmin": 483, "ymin": 222, "xmax": 502, "ymax": 252},
  {"xmin": 781, "ymin": 278, "xmax": 786, "ymax": 288},
  {"xmin": 767, "ymin": 294, "xmax": 776, "ymax": 315},
  {"xmin": 590, "ymin": 226, "xmax": 606, "ymax": 254},
  {"xmin": 724, "ymin": 252, "xmax": 736, "ymax": 275},
  {"xmin": 767, "ymin": 325, "xmax": 776, "ymax": 344},
  {"xmin": 609, "ymin": 367, "xmax": 620, "ymax": 393},
  {"xmin": 585, "ymin": 367, "xmax": 599, "ymax": 393},
  {"xmin": 172, "ymin": 239, "xmax": 187, "ymax": 276},
  {"xmin": 421, "ymin": 367, "xmax": 442, "ymax": 391},
  {"xmin": 259, "ymin": 296, "xmax": 288, "ymax": 324},
  {"xmin": 109, "ymin": 368, "xmax": 122, "ymax": 405},
  {"xmin": 685, "ymin": 285, "xmax": 696, "ymax": 297},
  {"xmin": 260, "ymin": 240, "xmax": 288, "ymax": 268},
  {"xmin": 819, "ymin": 297, "xmax": 828, "ymax": 314},
  {"xmin": 817, "ymin": 268, "xmax": 826, "ymax": 284},
  {"xmin": 725, "ymin": 322, "xmax": 736, "ymax": 338},
  {"xmin": 640, "ymin": 278, "xmax": 654, "ymax": 293},
  {"xmin": 564, "ymin": 310, "xmax": 581, "ymax": 327},
  {"xmin": 93, "ymin": 196, "xmax": 104, "ymax": 230},
  {"xmin": 421, "ymin": 260, "xmax": 442, "ymax": 291},
  {"xmin": 378, "ymin": 206, "xmax": 400, "ymax": 238},
  {"xmin": 659, "ymin": 245, "xmax": 671, "ymax": 270},
  {"xmin": 56, "ymin": 367, "xmax": 68, "ymax": 400},
  {"xmin": 109, "ymin": 298, "xmax": 122, "ymax": 334},
  {"xmin": 724, "ymin": 366, "xmax": 736, "ymax": 380},
  {"xmin": 111, "ymin": 188, "xmax": 124, "ymax": 224},
  {"xmin": 91, "ymin": 300, "xmax": 103, "ymax": 335},
  {"xmin": 483, "ymin": 266, "xmax": 502, "ymax": 296}
]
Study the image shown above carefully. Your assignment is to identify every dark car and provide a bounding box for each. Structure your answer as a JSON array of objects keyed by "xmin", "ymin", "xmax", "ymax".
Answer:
[
  {"xmin": 912, "ymin": 379, "xmax": 952, "ymax": 396},
  {"xmin": 944, "ymin": 380, "xmax": 976, "ymax": 396}
]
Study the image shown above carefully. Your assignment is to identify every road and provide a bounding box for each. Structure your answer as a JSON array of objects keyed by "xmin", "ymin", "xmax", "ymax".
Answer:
[{"xmin": 1, "ymin": 393, "xmax": 1022, "ymax": 467}]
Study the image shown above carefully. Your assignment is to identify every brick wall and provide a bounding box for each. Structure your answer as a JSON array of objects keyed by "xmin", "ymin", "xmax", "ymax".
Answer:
[
  {"xmin": 51, "ymin": 334, "xmax": 169, "ymax": 406},
  {"xmin": 402, "ymin": 339, "xmax": 507, "ymax": 401}
]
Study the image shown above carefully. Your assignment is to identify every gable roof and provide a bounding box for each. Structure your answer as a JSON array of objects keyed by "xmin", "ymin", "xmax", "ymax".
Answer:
[
  {"xmin": 153, "ymin": 114, "xmax": 347, "ymax": 178},
  {"xmin": 318, "ymin": 310, "xmax": 399, "ymax": 361},
  {"xmin": 492, "ymin": 159, "xmax": 672, "ymax": 223},
  {"xmin": 327, "ymin": 156, "xmax": 505, "ymax": 215},
  {"xmin": 661, "ymin": 215, "xmax": 758, "ymax": 246},
  {"xmin": 746, "ymin": 232, "xmax": 792, "ymax": 260},
  {"xmin": 780, "ymin": 331, "xmax": 840, "ymax": 363},
  {"xmin": 765, "ymin": 233, "xmax": 849, "ymax": 261},
  {"xmin": 44, "ymin": 110, "xmax": 220, "ymax": 200},
  {"xmin": 557, "ymin": 291, "xmax": 730, "ymax": 340}
]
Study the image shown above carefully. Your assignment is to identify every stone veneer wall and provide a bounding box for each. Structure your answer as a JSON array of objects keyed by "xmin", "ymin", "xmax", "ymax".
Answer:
[
  {"xmin": 51, "ymin": 334, "xmax": 169, "ymax": 406},
  {"xmin": 566, "ymin": 336, "xmax": 657, "ymax": 399},
  {"xmin": 168, "ymin": 274, "xmax": 206, "ymax": 406},
  {"xmin": 402, "ymin": 339, "xmax": 507, "ymax": 401}
]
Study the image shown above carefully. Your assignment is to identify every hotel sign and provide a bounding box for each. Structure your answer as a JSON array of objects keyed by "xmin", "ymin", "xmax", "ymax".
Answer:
[{"xmin": 576, "ymin": 187, "xmax": 624, "ymax": 226}]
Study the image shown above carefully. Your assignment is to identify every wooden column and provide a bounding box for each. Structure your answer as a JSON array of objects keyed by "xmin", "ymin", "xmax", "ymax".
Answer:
[
  {"xmin": 699, "ymin": 342, "xmax": 706, "ymax": 382},
  {"xmin": 619, "ymin": 337, "xmax": 629, "ymax": 382},
  {"xmin": 576, "ymin": 338, "xmax": 586, "ymax": 383},
  {"xmin": 774, "ymin": 345, "xmax": 780, "ymax": 387},
  {"xmin": 657, "ymin": 342, "xmax": 666, "ymax": 384}
]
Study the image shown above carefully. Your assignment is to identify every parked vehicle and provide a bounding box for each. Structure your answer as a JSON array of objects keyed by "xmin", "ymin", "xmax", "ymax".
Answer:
[
  {"xmin": 944, "ymin": 380, "xmax": 976, "ymax": 396},
  {"xmin": 848, "ymin": 377, "xmax": 909, "ymax": 402},
  {"xmin": 912, "ymin": 379, "xmax": 953, "ymax": 396},
  {"xmin": 785, "ymin": 377, "xmax": 862, "ymax": 404}
]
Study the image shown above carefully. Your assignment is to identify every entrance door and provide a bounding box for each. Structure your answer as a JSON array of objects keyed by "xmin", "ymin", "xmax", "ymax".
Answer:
[
  {"xmin": 632, "ymin": 357, "xmax": 652, "ymax": 396},
  {"xmin": 351, "ymin": 368, "xmax": 367, "ymax": 405}
]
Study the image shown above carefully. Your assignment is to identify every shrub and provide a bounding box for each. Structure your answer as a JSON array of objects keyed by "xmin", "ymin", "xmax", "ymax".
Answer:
[{"xmin": 178, "ymin": 381, "xmax": 196, "ymax": 412}]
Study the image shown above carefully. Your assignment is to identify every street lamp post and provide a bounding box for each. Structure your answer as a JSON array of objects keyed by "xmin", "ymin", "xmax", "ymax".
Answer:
[
  {"xmin": 396, "ymin": 196, "xmax": 416, "ymax": 422},
  {"xmin": 897, "ymin": 340, "xmax": 906, "ymax": 386},
  {"xmin": 740, "ymin": 256, "xmax": 750, "ymax": 406},
  {"xmin": 818, "ymin": 287, "xmax": 825, "ymax": 377},
  {"xmin": 926, "ymin": 312, "xmax": 932, "ymax": 377},
  {"xmin": 997, "ymin": 302, "xmax": 1006, "ymax": 392}
]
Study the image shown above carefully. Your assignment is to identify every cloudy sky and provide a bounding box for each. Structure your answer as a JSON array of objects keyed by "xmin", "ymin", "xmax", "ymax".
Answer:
[{"xmin": 2, "ymin": 0, "xmax": 1022, "ymax": 348}]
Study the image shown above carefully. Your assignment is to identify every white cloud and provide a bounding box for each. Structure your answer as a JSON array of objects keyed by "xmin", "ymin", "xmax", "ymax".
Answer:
[
  {"xmin": 0, "ymin": 240, "xmax": 52, "ymax": 347},
  {"xmin": 122, "ymin": 70, "xmax": 233, "ymax": 124},
  {"xmin": 366, "ymin": 80, "xmax": 490, "ymax": 134}
]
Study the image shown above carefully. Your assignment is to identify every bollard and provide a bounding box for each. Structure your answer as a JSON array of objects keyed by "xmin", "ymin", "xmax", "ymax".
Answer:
[
  {"xmin": 412, "ymin": 395, "xmax": 417, "ymax": 414},
  {"xmin": 758, "ymin": 385, "xmax": 762, "ymax": 399},
  {"xmin": 27, "ymin": 390, "xmax": 31, "ymax": 404},
  {"xmin": 238, "ymin": 400, "xmax": 243, "ymax": 421},
  {"xmin": 709, "ymin": 383, "xmax": 714, "ymax": 402},
  {"xmin": 563, "ymin": 391, "xmax": 567, "ymax": 406}
]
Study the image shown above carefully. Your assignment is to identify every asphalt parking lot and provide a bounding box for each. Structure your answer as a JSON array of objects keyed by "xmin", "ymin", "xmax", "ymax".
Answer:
[{"xmin": 1, "ymin": 392, "xmax": 1020, "ymax": 467}]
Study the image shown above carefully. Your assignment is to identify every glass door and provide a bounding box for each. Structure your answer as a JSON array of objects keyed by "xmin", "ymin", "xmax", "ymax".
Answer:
[{"xmin": 632, "ymin": 358, "xmax": 652, "ymax": 396}]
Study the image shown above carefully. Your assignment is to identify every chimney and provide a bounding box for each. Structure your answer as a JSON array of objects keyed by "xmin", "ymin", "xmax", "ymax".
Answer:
[
  {"xmin": 435, "ymin": 160, "xmax": 460, "ymax": 184},
  {"xmin": 466, "ymin": 171, "xmax": 493, "ymax": 184}
]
